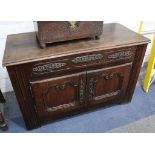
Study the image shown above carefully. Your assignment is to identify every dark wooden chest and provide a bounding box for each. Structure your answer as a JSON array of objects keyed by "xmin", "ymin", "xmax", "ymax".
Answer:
[
  {"xmin": 3, "ymin": 23, "xmax": 150, "ymax": 130},
  {"xmin": 34, "ymin": 21, "xmax": 103, "ymax": 48}
]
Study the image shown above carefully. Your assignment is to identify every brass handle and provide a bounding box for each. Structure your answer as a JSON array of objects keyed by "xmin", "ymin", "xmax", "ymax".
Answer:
[{"xmin": 69, "ymin": 21, "xmax": 78, "ymax": 29}]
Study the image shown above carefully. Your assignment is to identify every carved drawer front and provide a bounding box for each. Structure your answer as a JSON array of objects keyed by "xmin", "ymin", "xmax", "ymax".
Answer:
[
  {"xmin": 86, "ymin": 63, "xmax": 132, "ymax": 105},
  {"xmin": 29, "ymin": 46, "xmax": 136, "ymax": 79},
  {"xmin": 30, "ymin": 59, "xmax": 70, "ymax": 78},
  {"xmin": 29, "ymin": 72, "xmax": 86, "ymax": 121},
  {"xmin": 105, "ymin": 46, "xmax": 136, "ymax": 63},
  {"xmin": 71, "ymin": 46, "xmax": 136, "ymax": 67}
]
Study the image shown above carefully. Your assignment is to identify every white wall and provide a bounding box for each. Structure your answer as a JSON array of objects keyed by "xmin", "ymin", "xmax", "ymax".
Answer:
[
  {"xmin": 0, "ymin": 21, "xmax": 155, "ymax": 92},
  {"xmin": 120, "ymin": 21, "xmax": 155, "ymax": 63},
  {"xmin": 0, "ymin": 22, "xmax": 34, "ymax": 92}
]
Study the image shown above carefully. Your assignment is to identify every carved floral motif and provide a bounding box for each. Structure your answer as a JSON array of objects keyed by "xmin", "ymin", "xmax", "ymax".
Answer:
[
  {"xmin": 47, "ymin": 103, "xmax": 75, "ymax": 112},
  {"xmin": 79, "ymin": 79, "xmax": 85, "ymax": 104},
  {"xmin": 88, "ymin": 78, "xmax": 95, "ymax": 100},
  {"xmin": 108, "ymin": 50, "xmax": 133, "ymax": 60},
  {"xmin": 95, "ymin": 90, "xmax": 120, "ymax": 100},
  {"xmin": 32, "ymin": 62, "xmax": 66, "ymax": 74},
  {"xmin": 72, "ymin": 54, "xmax": 103, "ymax": 63}
]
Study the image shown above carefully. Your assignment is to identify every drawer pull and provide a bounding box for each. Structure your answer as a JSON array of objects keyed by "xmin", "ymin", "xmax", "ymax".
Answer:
[{"xmin": 72, "ymin": 54, "xmax": 103, "ymax": 63}]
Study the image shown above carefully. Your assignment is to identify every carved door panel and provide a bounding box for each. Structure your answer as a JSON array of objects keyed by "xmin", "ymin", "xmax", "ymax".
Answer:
[
  {"xmin": 86, "ymin": 63, "xmax": 132, "ymax": 105},
  {"xmin": 30, "ymin": 72, "xmax": 86, "ymax": 120}
]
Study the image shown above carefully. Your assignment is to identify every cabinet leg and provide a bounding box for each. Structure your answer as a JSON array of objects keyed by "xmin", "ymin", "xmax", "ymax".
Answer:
[
  {"xmin": 40, "ymin": 43, "xmax": 46, "ymax": 49},
  {"xmin": 0, "ymin": 112, "xmax": 8, "ymax": 131},
  {"xmin": 91, "ymin": 36, "xmax": 101, "ymax": 40},
  {"xmin": 95, "ymin": 35, "xmax": 100, "ymax": 40},
  {"xmin": 0, "ymin": 90, "xmax": 5, "ymax": 102},
  {"xmin": 36, "ymin": 35, "xmax": 46, "ymax": 48}
]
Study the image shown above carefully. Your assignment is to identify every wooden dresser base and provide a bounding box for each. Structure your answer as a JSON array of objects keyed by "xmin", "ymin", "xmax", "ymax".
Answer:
[{"xmin": 3, "ymin": 23, "xmax": 149, "ymax": 130}]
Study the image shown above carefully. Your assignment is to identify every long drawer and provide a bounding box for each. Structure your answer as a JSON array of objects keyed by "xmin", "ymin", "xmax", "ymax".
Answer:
[{"xmin": 20, "ymin": 46, "xmax": 137, "ymax": 80}]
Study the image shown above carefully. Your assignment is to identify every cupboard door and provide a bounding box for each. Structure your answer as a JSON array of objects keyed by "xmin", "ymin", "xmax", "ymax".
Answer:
[
  {"xmin": 30, "ymin": 72, "xmax": 86, "ymax": 121},
  {"xmin": 86, "ymin": 63, "xmax": 132, "ymax": 105}
]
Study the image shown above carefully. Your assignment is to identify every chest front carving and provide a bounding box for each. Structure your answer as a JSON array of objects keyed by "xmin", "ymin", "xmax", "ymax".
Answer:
[
  {"xmin": 107, "ymin": 47, "xmax": 136, "ymax": 61},
  {"xmin": 72, "ymin": 54, "xmax": 104, "ymax": 63},
  {"xmin": 32, "ymin": 62, "xmax": 66, "ymax": 74}
]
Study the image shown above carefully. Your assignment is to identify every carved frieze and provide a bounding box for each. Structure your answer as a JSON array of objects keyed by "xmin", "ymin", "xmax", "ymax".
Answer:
[
  {"xmin": 88, "ymin": 78, "xmax": 95, "ymax": 100},
  {"xmin": 72, "ymin": 54, "xmax": 103, "ymax": 63},
  {"xmin": 79, "ymin": 79, "xmax": 85, "ymax": 104},
  {"xmin": 47, "ymin": 102, "xmax": 75, "ymax": 112},
  {"xmin": 94, "ymin": 90, "xmax": 120, "ymax": 100},
  {"xmin": 32, "ymin": 62, "xmax": 66, "ymax": 74},
  {"xmin": 108, "ymin": 50, "xmax": 133, "ymax": 60}
]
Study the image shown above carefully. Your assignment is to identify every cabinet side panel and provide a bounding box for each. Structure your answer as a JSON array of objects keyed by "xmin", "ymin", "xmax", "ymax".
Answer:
[
  {"xmin": 125, "ymin": 44, "xmax": 148, "ymax": 102},
  {"xmin": 7, "ymin": 66, "xmax": 41, "ymax": 130}
]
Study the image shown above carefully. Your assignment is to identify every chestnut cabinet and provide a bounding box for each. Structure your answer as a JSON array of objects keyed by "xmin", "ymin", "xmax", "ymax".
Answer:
[{"xmin": 3, "ymin": 23, "xmax": 150, "ymax": 130}]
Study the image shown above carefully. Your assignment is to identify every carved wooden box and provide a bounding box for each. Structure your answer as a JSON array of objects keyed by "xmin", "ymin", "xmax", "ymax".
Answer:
[
  {"xmin": 34, "ymin": 21, "xmax": 103, "ymax": 48},
  {"xmin": 3, "ymin": 23, "xmax": 150, "ymax": 130}
]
